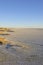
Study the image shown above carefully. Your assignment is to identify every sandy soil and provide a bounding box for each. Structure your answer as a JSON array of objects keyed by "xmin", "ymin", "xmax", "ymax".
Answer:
[{"xmin": 0, "ymin": 28, "xmax": 43, "ymax": 65}]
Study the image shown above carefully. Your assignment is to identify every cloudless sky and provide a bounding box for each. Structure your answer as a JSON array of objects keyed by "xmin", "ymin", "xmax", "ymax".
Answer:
[{"xmin": 0, "ymin": 0, "xmax": 43, "ymax": 28}]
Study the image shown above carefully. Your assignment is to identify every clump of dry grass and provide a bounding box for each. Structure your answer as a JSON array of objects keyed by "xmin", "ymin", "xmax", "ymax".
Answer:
[{"xmin": 11, "ymin": 41, "xmax": 32, "ymax": 50}]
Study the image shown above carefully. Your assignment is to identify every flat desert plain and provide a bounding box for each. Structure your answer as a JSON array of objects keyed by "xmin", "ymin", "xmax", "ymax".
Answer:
[{"xmin": 0, "ymin": 28, "xmax": 43, "ymax": 65}]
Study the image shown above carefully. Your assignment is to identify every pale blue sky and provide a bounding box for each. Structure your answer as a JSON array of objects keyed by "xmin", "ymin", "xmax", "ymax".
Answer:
[{"xmin": 0, "ymin": 0, "xmax": 43, "ymax": 28}]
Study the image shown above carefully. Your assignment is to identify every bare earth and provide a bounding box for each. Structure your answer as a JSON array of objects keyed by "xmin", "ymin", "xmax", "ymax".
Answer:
[{"xmin": 0, "ymin": 28, "xmax": 43, "ymax": 65}]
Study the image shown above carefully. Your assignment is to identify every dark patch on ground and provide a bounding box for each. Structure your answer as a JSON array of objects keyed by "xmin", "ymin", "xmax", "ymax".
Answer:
[{"xmin": 25, "ymin": 55, "xmax": 40, "ymax": 62}]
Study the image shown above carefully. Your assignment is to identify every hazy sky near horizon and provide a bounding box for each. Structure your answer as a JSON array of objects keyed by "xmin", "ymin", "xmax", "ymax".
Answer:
[{"xmin": 0, "ymin": 0, "xmax": 43, "ymax": 28}]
